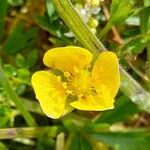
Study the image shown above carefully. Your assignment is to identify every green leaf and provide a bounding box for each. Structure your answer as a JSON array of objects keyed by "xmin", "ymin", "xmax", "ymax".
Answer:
[
  {"xmin": 17, "ymin": 68, "xmax": 30, "ymax": 84},
  {"xmin": 46, "ymin": 0, "xmax": 58, "ymax": 22},
  {"xmin": 120, "ymin": 36, "xmax": 147, "ymax": 55},
  {"xmin": 3, "ymin": 21, "xmax": 38, "ymax": 54},
  {"xmin": 26, "ymin": 50, "xmax": 38, "ymax": 69},
  {"xmin": 15, "ymin": 54, "xmax": 26, "ymax": 68},
  {"xmin": 92, "ymin": 129, "xmax": 150, "ymax": 150},
  {"xmin": 95, "ymin": 95, "xmax": 140, "ymax": 124},
  {"xmin": 34, "ymin": 15, "xmax": 63, "ymax": 37},
  {"xmin": 139, "ymin": 6, "xmax": 150, "ymax": 35},
  {"xmin": 16, "ymin": 83, "xmax": 27, "ymax": 95},
  {"xmin": 37, "ymin": 137, "xmax": 55, "ymax": 150},
  {"xmin": 67, "ymin": 133, "xmax": 92, "ymax": 150},
  {"xmin": 0, "ymin": 142, "xmax": 8, "ymax": 150},
  {"xmin": 7, "ymin": 0, "xmax": 24, "ymax": 6},
  {"xmin": 110, "ymin": 0, "xmax": 135, "ymax": 24},
  {"xmin": 3, "ymin": 64, "xmax": 17, "ymax": 77},
  {"xmin": 0, "ymin": 105, "xmax": 14, "ymax": 128},
  {"xmin": 99, "ymin": 0, "xmax": 135, "ymax": 39},
  {"xmin": 0, "ymin": 0, "xmax": 7, "ymax": 39},
  {"xmin": 144, "ymin": 0, "xmax": 150, "ymax": 7}
]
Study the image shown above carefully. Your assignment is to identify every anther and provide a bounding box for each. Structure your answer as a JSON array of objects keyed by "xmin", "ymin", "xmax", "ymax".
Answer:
[
  {"xmin": 62, "ymin": 82, "xmax": 68, "ymax": 89},
  {"xmin": 66, "ymin": 90, "xmax": 73, "ymax": 94},
  {"xmin": 73, "ymin": 66, "xmax": 79, "ymax": 73},
  {"xmin": 56, "ymin": 76, "xmax": 61, "ymax": 81},
  {"xmin": 64, "ymin": 71, "xmax": 71, "ymax": 78}
]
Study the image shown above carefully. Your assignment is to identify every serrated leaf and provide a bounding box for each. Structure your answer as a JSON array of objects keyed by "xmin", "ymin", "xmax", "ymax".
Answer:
[
  {"xmin": 139, "ymin": 6, "xmax": 150, "ymax": 35},
  {"xmin": 95, "ymin": 95, "xmax": 140, "ymax": 124},
  {"xmin": 3, "ymin": 21, "xmax": 38, "ymax": 54},
  {"xmin": 0, "ymin": 0, "xmax": 7, "ymax": 39},
  {"xmin": 92, "ymin": 129, "xmax": 150, "ymax": 150}
]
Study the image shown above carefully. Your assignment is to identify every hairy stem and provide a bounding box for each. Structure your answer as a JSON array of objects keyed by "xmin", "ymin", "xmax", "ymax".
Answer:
[{"xmin": 52, "ymin": 0, "xmax": 150, "ymax": 112}]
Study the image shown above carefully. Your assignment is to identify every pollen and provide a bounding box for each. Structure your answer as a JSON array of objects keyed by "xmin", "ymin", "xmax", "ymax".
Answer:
[
  {"xmin": 66, "ymin": 90, "xmax": 73, "ymax": 94},
  {"xmin": 64, "ymin": 71, "xmax": 71, "ymax": 78},
  {"xmin": 62, "ymin": 82, "xmax": 68, "ymax": 89},
  {"xmin": 56, "ymin": 76, "xmax": 61, "ymax": 82},
  {"xmin": 73, "ymin": 66, "xmax": 79, "ymax": 73}
]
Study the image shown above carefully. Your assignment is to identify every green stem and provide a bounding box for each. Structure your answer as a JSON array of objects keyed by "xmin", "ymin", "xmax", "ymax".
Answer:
[
  {"xmin": 52, "ymin": 0, "xmax": 150, "ymax": 112},
  {"xmin": 98, "ymin": 21, "xmax": 112, "ymax": 39},
  {"xmin": 0, "ymin": 64, "xmax": 37, "ymax": 126},
  {"xmin": 146, "ymin": 43, "xmax": 150, "ymax": 78},
  {"xmin": 0, "ymin": 127, "xmax": 57, "ymax": 139}
]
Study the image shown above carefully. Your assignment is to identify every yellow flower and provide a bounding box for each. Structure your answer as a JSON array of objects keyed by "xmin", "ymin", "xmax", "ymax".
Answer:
[{"xmin": 31, "ymin": 46, "xmax": 120, "ymax": 119}]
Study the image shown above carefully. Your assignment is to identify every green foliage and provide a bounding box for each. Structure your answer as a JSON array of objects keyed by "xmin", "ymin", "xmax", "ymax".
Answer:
[
  {"xmin": 3, "ymin": 22, "xmax": 39, "ymax": 54},
  {"xmin": 46, "ymin": 0, "xmax": 58, "ymax": 22},
  {"xmin": 96, "ymin": 95, "xmax": 140, "ymax": 124},
  {"xmin": 34, "ymin": 15, "xmax": 62, "ymax": 37},
  {"xmin": 0, "ymin": 0, "xmax": 7, "ymax": 39},
  {"xmin": 67, "ymin": 133, "xmax": 92, "ymax": 150},
  {"xmin": 26, "ymin": 50, "xmax": 38, "ymax": 69},
  {"xmin": 140, "ymin": 6, "xmax": 150, "ymax": 35},
  {"xmin": 7, "ymin": 0, "xmax": 24, "ymax": 6},
  {"xmin": 143, "ymin": 0, "xmax": 150, "ymax": 7},
  {"xmin": 0, "ymin": 142, "xmax": 8, "ymax": 150},
  {"xmin": 110, "ymin": 0, "xmax": 135, "ymax": 24},
  {"xmin": 92, "ymin": 129, "xmax": 150, "ymax": 150},
  {"xmin": 120, "ymin": 36, "xmax": 147, "ymax": 55},
  {"xmin": 0, "ymin": 105, "xmax": 14, "ymax": 127}
]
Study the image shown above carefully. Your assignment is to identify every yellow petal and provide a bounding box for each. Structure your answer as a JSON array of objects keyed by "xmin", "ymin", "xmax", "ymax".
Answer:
[
  {"xmin": 31, "ymin": 71, "xmax": 67, "ymax": 119},
  {"xmin": 43, "ymin": 46, "xmax": 93, "ymax": 74},
  {"xmin": 92, "ymin": 52, "xmax": 120, "ymax": 98},
  {"xmin": 70, "ymin": 86, "xmax": 114, "ymax": 111}
]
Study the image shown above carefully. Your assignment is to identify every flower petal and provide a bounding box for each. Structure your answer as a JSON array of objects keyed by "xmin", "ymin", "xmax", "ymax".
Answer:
[
  {"xmin": 70, "ymin": 85, "xmax": 114, "ymax": 111},
  {"xmin": 31, "ymin": 71, "xmax": 67, "ymax": 119},
  {"xmin": 43, "ymin": 46, "xmax": 93, "ymax": 74},
  {"xmin": 92, "ymin": 52, "xmax": 120, "ymax": 98}
]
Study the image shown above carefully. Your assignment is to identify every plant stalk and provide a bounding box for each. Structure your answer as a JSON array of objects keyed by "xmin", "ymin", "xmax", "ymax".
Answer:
[{"xmin": 0, "ymin": 127, "xmax": 55, "ymax": 139}]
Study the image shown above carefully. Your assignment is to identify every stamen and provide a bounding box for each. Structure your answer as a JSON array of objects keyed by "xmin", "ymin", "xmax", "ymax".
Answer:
[
  {"xmin": 73, "ymin": 66, "xmax": 79, "ymax": 73},
  {"xmin": 62, "ymin": 82, "xmax": 68, "ymax": 89},
  {"xmin": 64, "ymin": 71, "xmax": 71, "ymax": 78},
  {"xmin": 56, "ymin": 76, "xmax": 61, "ymax": 82},
  {"xmin": 66, "ymin": 90, "xmax": 73, "ymax": 94}
]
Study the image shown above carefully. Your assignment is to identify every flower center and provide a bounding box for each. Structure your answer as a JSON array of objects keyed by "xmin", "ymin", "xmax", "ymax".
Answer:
[{"xmin": 63, "ymin": 68, "xmax": 92, "ymax": 98}]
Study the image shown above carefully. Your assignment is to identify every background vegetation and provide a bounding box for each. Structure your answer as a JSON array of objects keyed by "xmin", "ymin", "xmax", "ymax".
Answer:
[{"xmin": 0, "ymin": 0, "xmax": 150, "ymax": 149}]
